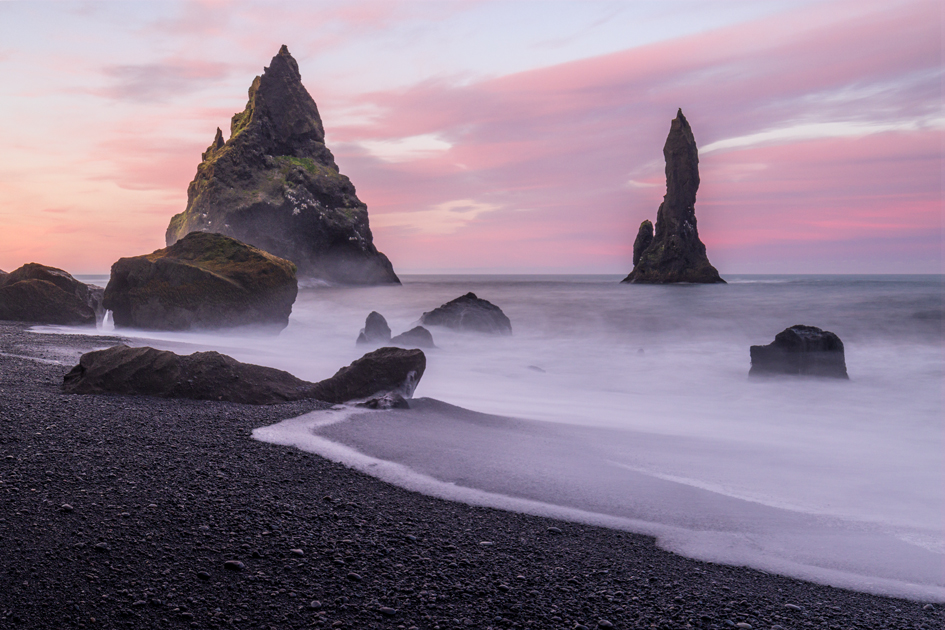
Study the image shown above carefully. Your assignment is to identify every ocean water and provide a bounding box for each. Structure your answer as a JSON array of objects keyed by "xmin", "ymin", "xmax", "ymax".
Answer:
[{"xmin": 61, "ymin": 274, "xmax": 944, "ymax": 600}]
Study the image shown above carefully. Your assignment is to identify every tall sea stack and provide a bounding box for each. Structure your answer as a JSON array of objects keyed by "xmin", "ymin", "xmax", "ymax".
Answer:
[
  {"xmin": 622, "ymin": 109, "xmax": 723, "ymax": 284},
  {"xmin": 166, "ymin": 46, "xmax": 399, "ymax": 285}
]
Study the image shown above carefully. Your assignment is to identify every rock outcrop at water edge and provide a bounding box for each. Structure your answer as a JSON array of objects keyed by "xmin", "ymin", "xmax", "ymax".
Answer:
[
  {"xmin": 623, "ymin": 109, "xmax": 724, "ymax": 284},
  {"xmin": 103, "ymin": 231, "xmax": 298, "ymax": 331},
  {"xmin": 420, "ymin": 292, "xmax": 512, "ymax": 335},
  {"xmin": 749, "ymin": 325, "xmax": 848, "ymax": 378},
  {"xmin": 62, "ymin": 345, "xmax": 322, "ymax": 404},
  {"xmin": 0, "ymin": 263, "xmax": 103, "ymax": 325},
  {"xmin": 309, "ymin": 347, "xmax": 426, "ymax": 404},
  {"xmin": 165, "ymin": 45, "xmax": 399, "ymax": 285}
]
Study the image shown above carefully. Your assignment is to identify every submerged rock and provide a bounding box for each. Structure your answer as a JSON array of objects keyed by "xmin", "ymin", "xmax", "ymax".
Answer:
[
  {"xmin": 390, "ymin": 325, "xmax": 436, "ymax": 349},
  {"xmin": 62, "ymin": 344, "xmax": 321, "ymax": 404},
  {"xmin": 309, "ymin": 347, "xmax": 425, "ymax": 404},
  {"xmin": 356, "ymin": 311, "xmax": 392, "ymax": 345},
  {"xmin": 0, "ymin": 263, "xmax": 103, "ymax": 325},
  {"xmin": 623, "ymin": 110, "xmax": 724, "ymax": 284},
  {"xmin": 419, "ymin": 293, "xmax": 512, "ymax": 335},
  {"xmin": 356, "ymin": 392, "xmax": 410, "ymax": 410},
  {"xmin": 749, "ymin": 325, "xmax": 848, "ymax": 378},
  {"xmin": 165, "ymin": 45, "xmax": 399, "ymax": 285},
  {"xmin": 103, "ymin": 231, "xmax": 298, "ymax": 331}
]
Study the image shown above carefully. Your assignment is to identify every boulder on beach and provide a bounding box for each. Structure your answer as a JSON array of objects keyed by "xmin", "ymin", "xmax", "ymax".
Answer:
[
  {"xmin": 309, "ymin": 347, "xmax": 426, "ymax": 404},
  {"xmin": 165, "ymin": 45, "xmax": 399, "ymax": 285},
  {"xmin": 390, "ymin": 325, "xmax": 436, "ymax": 349},
  {"xmin": 749, "ymin": 325, "xmax": 848, "ymax": 378},
  {"xmin": 419, "ymin": 293, "xmax": 512, "ymax": 335},
  {"xmin": 62, "ymin": 344, "xmax": 321, "ymax": 404},
  {"xmin": 623, "ymin": 109, "xmax": 724, "ymax": 284},
  {"xmin": 356, "ymin": 311, "xmax": 392, "ymax": 345},
  {"xmin": 63, "ymin": 344, "xmax": 427, "ymax": 405},
  {"xmin": 103, "ymin": 231, "xmax": 298, "ymax": 331},
  {"xmin": 0, "ymin": 263, "xmax": 104, "ymax": 325}
]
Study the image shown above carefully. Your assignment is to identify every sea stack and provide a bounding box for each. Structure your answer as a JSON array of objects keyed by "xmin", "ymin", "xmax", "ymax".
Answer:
[
  {"xmin": 165, "ymin": 45, "xmax": 399, "ymax": 285},
  {"xmin": 622, "ymin": 110, "xmax": 724, "ymax": 284}
]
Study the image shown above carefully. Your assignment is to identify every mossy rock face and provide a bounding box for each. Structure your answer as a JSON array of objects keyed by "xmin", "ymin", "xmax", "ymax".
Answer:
[
  {"xmin": 165, "ymin": 46, "xmax": 399, "ymax": 286},
  {"xmin": 623, "ymin": 110, "xmax": 724, "ymax": 284},
  {"xmin": 0, "ymin": 263, "xmax": 102, "ymax": 325},
  {"xmin": 103, "ymin": 231, "xmax": 298, "ymax": 331}
]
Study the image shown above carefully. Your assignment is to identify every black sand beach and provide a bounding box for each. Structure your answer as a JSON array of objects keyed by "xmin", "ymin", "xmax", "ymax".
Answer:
[{"xmin": 0, "ymin": 322, "xmax": 940, "ymax": 630}]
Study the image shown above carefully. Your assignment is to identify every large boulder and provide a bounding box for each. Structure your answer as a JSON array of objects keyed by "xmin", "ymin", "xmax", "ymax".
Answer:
[
  {"xmin": 623, "ymin": 110, "xmax": 724, "ymax": 284},
  {"xmin": 309, "ymin": 347, "xmax": 425, "ymax": 404},
  {"xmin": 750, "ymin": 325, "xmax": 849, "ymax": 378},
  {"xmin": 419, "ymin": 293, "xmax": 512, "ymax": 335},
  {"xmin": 103, "ymin": 231, "xmax": 298, "ymax": 331},
  {"xmin": 390, "ymin": 325, "xmax": 436, "ymax": 349},
  {"xmin": 0, "ymin": 263, "xmax": 103, "ymax": 325},
  {"xmin": 356, "ymin": 311, "xmax": 392, "ymax": 345},
  {"xmin": 165, "ymin": 45, "xmax": 399, "ymax": 285},
  {"xmin": 62, "ymin": 344, "xmax": 321, "ymax": 404}
]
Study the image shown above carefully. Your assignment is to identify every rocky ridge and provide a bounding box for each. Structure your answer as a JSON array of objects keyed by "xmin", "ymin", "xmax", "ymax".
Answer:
[{"xmin": 165, "ymin": 46, "xmax": 398, "ymax": 285}]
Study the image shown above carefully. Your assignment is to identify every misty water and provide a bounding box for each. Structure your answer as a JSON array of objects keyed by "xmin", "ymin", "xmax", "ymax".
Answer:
[{"xmin": 59, "ymin": 274, "xmax": 944, "ymax": 600}]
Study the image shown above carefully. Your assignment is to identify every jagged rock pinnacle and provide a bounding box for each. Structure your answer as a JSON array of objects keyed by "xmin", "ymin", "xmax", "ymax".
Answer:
[
  {"xmin": 622, "ymin": 109, "xmax": 724, "ymax": 284},
  {"xmin": 165, "ymin": 46, "xmax": 399, "ymax": 285}
]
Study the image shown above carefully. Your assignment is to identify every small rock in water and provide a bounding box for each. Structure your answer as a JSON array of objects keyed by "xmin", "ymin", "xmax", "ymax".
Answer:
[
  {"xmin": 735, "ymin": 624, "xmax": 752, "ymax": 629},
  {"xmin": 598, "ymin": 621, "xmax": 614, "ymax": 629},
  {"xmin": 223, "ymin": 560, "xmax": 245, "ymax": 571},
  {"xmin": 196, "ymin": 571, "xmax": 210, "ymax": 580},
  {"xmin": 60, "ymin": 504, "xmax": 74, "ymax": 512},
  {"xmin": 356, "ymin": 392, "xmax": 410, "ymax": 410},
  {"xmin": 923, "ymin": 603, "xmax": 935, "ymax": 611},
  {"xmin": 290, "ymin": 548, "xmax": 304, "ymax": 556},
  {"xmin": 546, "ymin": 527, "xmax": 562, "ymax": 534},
  {"xmin": 346, "ymin": 572, "xmax": 362, "ymax": 581},
  {"xmin": 783, "ymin": 604, "xmax": 802, "ymax": 611},
  {"xmin": 308, "ymin": 600, "xmax": 322, "ymax": 610},
  {"xmin": 379, "ymin": 607, "xmax": 396, "ymax": 616},
  {"xmin": 93, "ymin": 542, "xmax": 109, "ymax": 552}
]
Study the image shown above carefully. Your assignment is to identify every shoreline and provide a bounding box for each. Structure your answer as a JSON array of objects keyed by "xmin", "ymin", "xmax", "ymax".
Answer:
[{"xmin": 0, "ymin": 322, "xmax": 941, "ymax": 630}]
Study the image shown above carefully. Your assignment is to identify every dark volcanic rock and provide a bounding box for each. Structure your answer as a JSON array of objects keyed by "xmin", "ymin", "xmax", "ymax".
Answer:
[
  {"xmin": 356, "ymin": 311, "xmax": 392, "ymax": 345},
  {"xmin": 103, "ymin": 231, "xmax": 298, "ymax": 331},
  {"xmin": 750, "ymin": 325, "xmax": 849, "ymax": 378},
  {"xmin": 62, "ymin": 344, "xmax": 322, "ymax": 404},
  {"xmin": 419, "ymin": 293, "xmax": 512, "ymax": 335},
  {"xmin": 310, "ymin": 347, "xmax": 425, "ymax": 403},
  {"xmin": 623, "ymin": 110, "xmax": 724, "ymax": 284},
  {"xmin": 0, "ymin": 263, "xmax": 103, "ymax": 325},
  {"xmin": 390, "ymin": 325, "xmax": 436, "ymax": 348},
  {"xmin": 356, "ymin": 392, "xmax": 410, "ymax": 410},
  {"xmin": 632, "ymin": 220, "xmax": 654, "ymax": 267},
  {"xmin": 165, "ymin": 45, "xmax": 399, "ymax": 285}
]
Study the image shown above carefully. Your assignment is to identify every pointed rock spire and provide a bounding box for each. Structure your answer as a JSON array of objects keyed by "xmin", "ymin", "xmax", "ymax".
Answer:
[
  {"xmin": 166, "ymin": 46, "xmax": 399, "ymax": 285},
  {"xmin": 622, "ymin": 109, "xmax": 724, "ymax": 284}
]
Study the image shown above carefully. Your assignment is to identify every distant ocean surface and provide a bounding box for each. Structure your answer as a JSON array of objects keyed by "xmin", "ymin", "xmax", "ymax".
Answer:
[{"xmin": 62, "ymin": 274, "xmax": 944, "ymax": 600}]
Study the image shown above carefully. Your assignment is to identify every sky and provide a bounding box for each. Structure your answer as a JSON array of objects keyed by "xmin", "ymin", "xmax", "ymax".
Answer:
[{"xmin": 0, "ymin": 0, "xmax": 941, "ymax": 275}]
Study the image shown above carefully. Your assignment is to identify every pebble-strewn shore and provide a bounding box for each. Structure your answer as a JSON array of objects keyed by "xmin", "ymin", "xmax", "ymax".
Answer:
[{"xmin": 0, "ymin": 322, "xmax": 940, "ymax": 630}]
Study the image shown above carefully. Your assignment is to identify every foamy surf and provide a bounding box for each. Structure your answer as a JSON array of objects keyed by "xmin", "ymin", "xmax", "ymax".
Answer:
[{"xmin": 253, "ymin": 398, "xmax": 945, "ymax": 602}]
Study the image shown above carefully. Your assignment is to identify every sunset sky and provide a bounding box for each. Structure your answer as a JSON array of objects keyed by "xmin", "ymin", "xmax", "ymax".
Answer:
[{"xmin": 0, "ymin": 0, "xmax": 941, "ymax": 274}]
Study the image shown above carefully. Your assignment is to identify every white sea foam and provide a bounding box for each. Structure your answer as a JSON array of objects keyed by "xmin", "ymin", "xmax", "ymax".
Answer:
[{"xmin": 38, "ymin": 274, "xmax": 945, "ymax": 600}]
